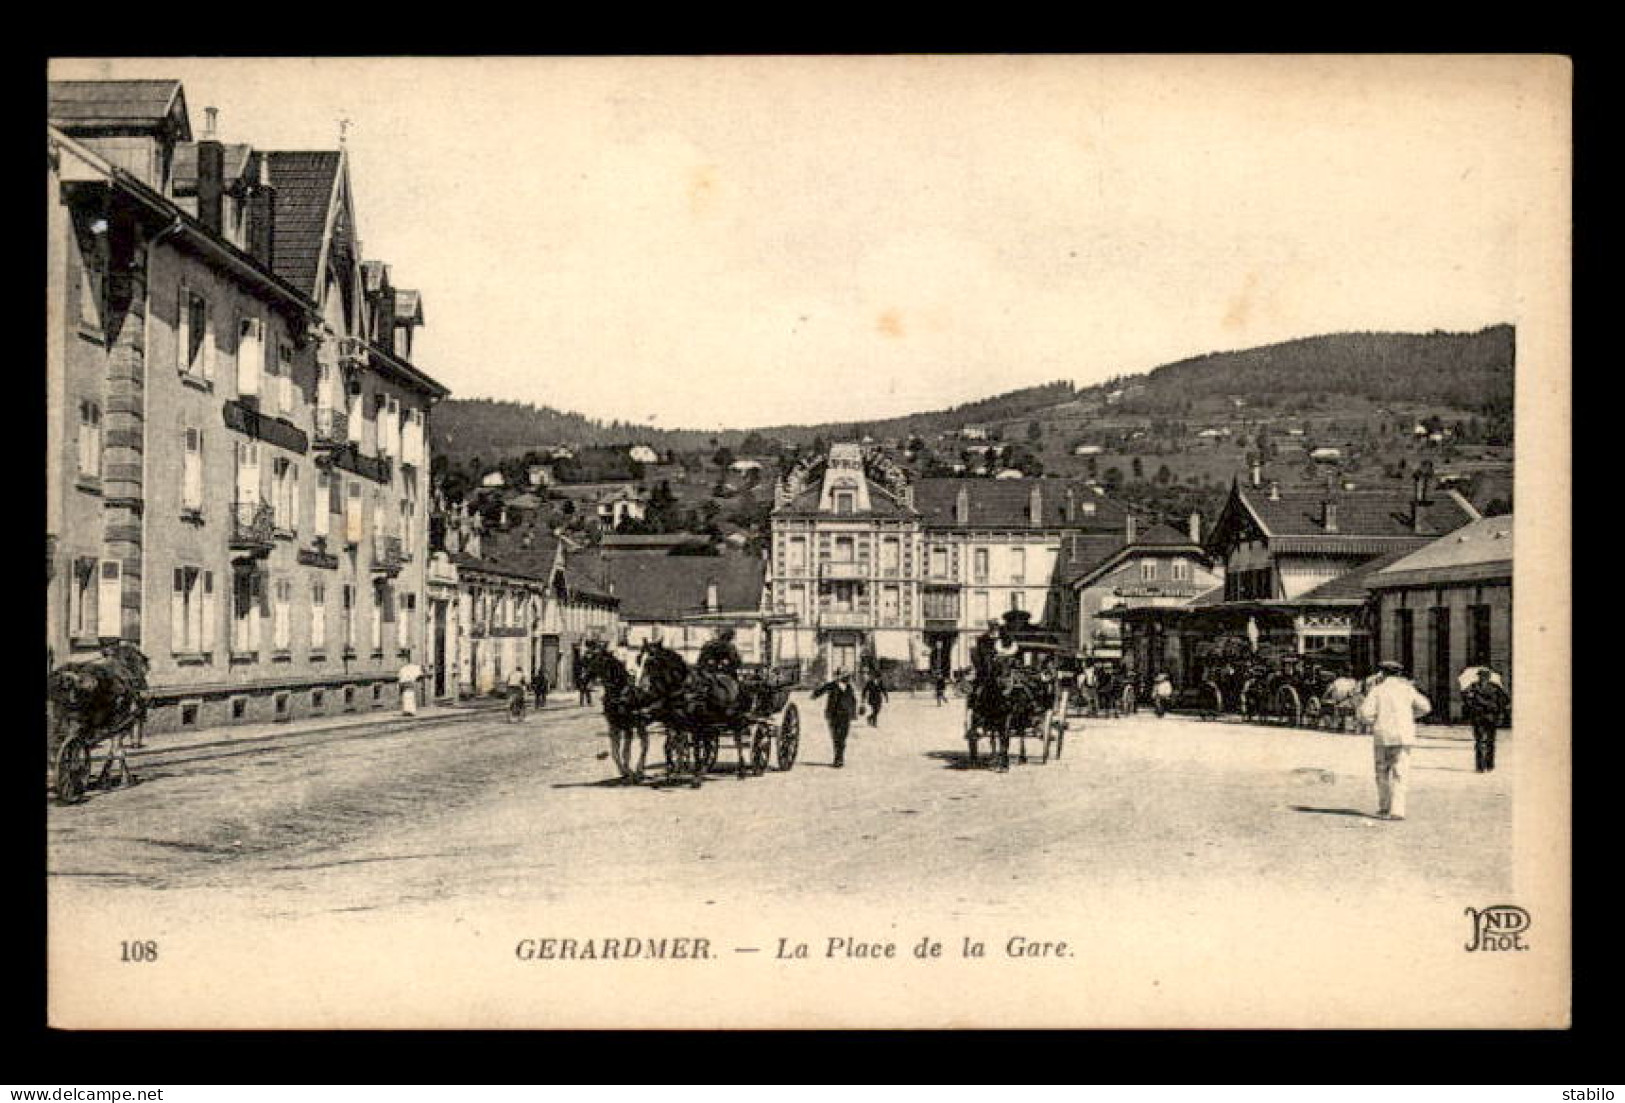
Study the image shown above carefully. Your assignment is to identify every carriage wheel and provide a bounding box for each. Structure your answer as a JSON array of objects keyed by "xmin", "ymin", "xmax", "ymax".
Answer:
[
  {"xmin": 1239, "ymin": 679, "xmax": 1259, "ymax": 719},
  {"xmin": 1120, "ymin": 684, "xmax": 1137, "ymax": 717},
  {"xmin": 1202, "ymin": 682, "xmax": 1224, "ymax": 720},
  {"xmin": 1276, "ymin": 685, "xmax": 1301, "ymax": 726},
  {"xmin": 1304, "ymin": 695, "xmax": 1324, "ymax": 730},
  {"xmin": 54, "ymin": 734, "xmax": 91, "ymax": 805},
  {"xmin": 776, "ymin": 704, "xmax": 800, "ymax": 771},
  {"xmin": 664, "ymin": 729, "xmax": 693, "ymax": 782},
  {"xmin": 751, "ymin": 724, "xmax": 772, "ymax": 775}
]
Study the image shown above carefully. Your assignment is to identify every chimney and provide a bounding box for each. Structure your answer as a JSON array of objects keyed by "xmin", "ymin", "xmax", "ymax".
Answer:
[
  {"xmin": 197, "ymin": 109, "xmax": 224, "ymax": 235},
  {"xmin": 1322, "ymin": 498, "xmax": 1339, "ymax": 533},
  {"xmin": 246, "ymin": 153, "xmax": 277, "ymax": 267},
  {"xmin": 1188, "ymin": 511, "xmax": 1201, "ymax": 544},
  {"xmin": 376, "ymin": 286, "xmax": 396, "ymax": 344},
  {"xmin": 1125, "ymin": 514, "xmax": 1137, "ymax": 545},
  {"xmin": 1268, "ymin": 481, "xmax": 1281, "ymax": 501},
  {"xmin": 1411, "ymin": 465, "xmax": 1432, "ymax": 534},
  {"xmin": 1064, "ymin": 487, "xmax": 1076, "ymax": 523},
  {"xmin": 1250, "ymin": 455, "xmax": 1263, "ymax": 487},
  {"xmin": 706, "ymin": 580, "xmax": 719, "ymax": 612},
  {"xmin": 954, "ymin": 485, "xmax": 970, "ymax": 525},
  {"xmin": 1028, "ymin": 485, "xmax": 1042, "ymax": 525}
]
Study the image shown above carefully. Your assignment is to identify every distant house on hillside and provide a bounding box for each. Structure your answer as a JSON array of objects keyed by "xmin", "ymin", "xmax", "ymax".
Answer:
[
  {"xmin": 994, "ymin": 468, "xmax": 1025, "ymax": 479},
  {"xmin": 1197, "ymin": 428, "xmax": 1228, "ymax": 439},
  {"xmin": 526, "ymin": 464, "xmax": 554, "ymax": 488},
  {"xmin": 729, "ymin": 458, "xmax": 764, "ymax": 474},
  {"xmin": 1309, "ymin": 447, "xmax": 1342, "ymax": 462},
  {"xmin": 480, "ymin": 470, "xmax": 506, "ymax": 488},
  {"xmin": 960, "ymin": 426, "xmax": 989, "ymax": 441},
  {"xmin": 628, "ymin": 444, "xmax": 659, "ymax": 464},
  {"xmin": 1072, "ymin": 444, "xmax": 1104, "ymax": 456}
]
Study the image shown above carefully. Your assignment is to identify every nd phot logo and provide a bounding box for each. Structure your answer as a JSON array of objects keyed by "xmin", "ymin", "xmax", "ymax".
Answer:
[{"xmin": 1464, "ymin": 904, "xmax": 1531, "ymax": 952}]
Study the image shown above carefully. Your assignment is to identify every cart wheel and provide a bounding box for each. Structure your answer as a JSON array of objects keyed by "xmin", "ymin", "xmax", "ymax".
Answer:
[
  {"xmin": 54, "ymin": 733, "xmax": 91, "ymax": 805},
  {"xmin": 777, "ymin": 704, "xmax": 800, "ymax": 771},
  {"xmin": 1240, "ymin": 679, "xmax": 1259, "ymax": 719},
  {"xmin": 751, "ymin": 724, "xmax": 771, "ymax": 775},
  {"xmin": 1203, "ymin": 681, "xmax": 1224, "ymax": 720},
  {"xmin": 1277, "ymin": 685, "xmax": 1301, "ymax": 726},
  {"xmin": 1304, "ymin": 695, "xmax": 1323, "ymax": 730}
]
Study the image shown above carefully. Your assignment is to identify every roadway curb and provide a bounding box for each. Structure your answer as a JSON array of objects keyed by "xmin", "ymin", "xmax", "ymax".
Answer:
[{"xmin": 126, "ymin": 702, "xmax": 572, "ymax": 761}]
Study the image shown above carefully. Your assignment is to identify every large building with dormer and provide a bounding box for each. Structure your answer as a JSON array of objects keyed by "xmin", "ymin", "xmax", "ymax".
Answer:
[
  {"xmin": 767, "ymin": 443, "xmax": 1156, "ymax": 679},
  {"xmin": 46, "ymin": 79, "xmax": 450, "ymax": 734}
]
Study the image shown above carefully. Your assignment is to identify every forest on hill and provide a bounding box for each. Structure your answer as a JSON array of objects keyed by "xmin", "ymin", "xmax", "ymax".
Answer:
[{"xmin": 429, "ymin": 326, "xmax": 1513, "ymax": 470}]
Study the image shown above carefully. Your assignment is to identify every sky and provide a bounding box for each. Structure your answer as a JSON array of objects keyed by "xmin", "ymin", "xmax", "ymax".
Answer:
[{"xmin": 50, "ymin": 56, "xmax": 1562, "ymax": 432}]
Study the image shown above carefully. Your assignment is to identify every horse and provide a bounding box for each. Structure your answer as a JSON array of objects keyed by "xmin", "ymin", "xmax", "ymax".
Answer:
[
  {"xmin": 1320, "ymin": 675, "xmax": 1364, "ymax": 732},
  {"xmin": 46, "ymin": 642, "xmax": 150, "ymax": 803},
  {"xmin": 581, "ymin": 643, "xmax": 691, "ymax": 783},
  {"xmin": 966, "ymin": 661, "xmax": 1049, "ymax": 771}
]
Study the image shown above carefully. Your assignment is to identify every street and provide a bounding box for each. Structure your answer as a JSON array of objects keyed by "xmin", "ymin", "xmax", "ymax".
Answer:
[{"xmin": 48, "ymin": 694, "xmax": 1512, "ymax": 923}]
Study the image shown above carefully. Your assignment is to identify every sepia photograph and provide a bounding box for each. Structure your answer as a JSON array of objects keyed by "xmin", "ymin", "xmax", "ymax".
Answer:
[{"xmin": 43, "ymin": 54, "xmax": 1571, "ymax": 1030}]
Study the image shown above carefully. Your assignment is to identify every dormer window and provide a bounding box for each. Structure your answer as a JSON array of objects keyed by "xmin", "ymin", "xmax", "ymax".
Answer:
[{"xmin": 833, "ymin": 491, "xmax": 855, "ymax": 515}]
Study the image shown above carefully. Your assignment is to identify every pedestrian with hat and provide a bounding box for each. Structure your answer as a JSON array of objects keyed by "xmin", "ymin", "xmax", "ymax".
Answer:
[
  {"xmin": 812, "ymin": 670, "xmax": 859, "ymax": 768},
  {"xmin": 1358, "ymin": 661, "xmax": 1432, "ymax": 821},
  {"xmin": 1460, "ymin": 667, "xmax": 1511, "ymax": 773}
]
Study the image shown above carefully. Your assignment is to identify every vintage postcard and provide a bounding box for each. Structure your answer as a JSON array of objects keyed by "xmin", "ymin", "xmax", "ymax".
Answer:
[{"xmin": 44, "ymin": 54, "xmax": 1570, "ymax": 1029}]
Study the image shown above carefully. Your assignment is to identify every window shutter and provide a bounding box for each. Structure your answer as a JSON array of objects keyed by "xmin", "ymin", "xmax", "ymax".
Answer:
[
  {"xmin": 238, "ymin": 317, "xmax": 262, "ymax": 397},
  {"xmin": 202, "ymin": 571, "xmax": 217, "ymax": 652},
  {"xmin": 203, "ymin": 304, "xmax": 216, "ymax": 380},
  {"xmin": 290, "ymin": 464, "xmax": 300, "ymax": 531},
  {"xmin": 97, "ymin": 559, "xmax": 122, "ymax": 638},
  {"xmin": 171, "ymin": 568, "xmax": 186, "ymax": 649},
  {"xmin": 313, "ymin": 471, "xmax": 329, "ymax": 538},
  {"xmin": 183, "ymin": 428, "xmax": 203, "ymax": 509},
  {"xmin": 176, "ymin": 284, "xmax": 190, "ymax": 372}
]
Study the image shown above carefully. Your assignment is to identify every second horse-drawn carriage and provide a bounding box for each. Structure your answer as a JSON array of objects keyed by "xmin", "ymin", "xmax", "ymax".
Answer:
[{"xmin": 962, "ymin": 612, "xmax": 1070, "ymax": 771}]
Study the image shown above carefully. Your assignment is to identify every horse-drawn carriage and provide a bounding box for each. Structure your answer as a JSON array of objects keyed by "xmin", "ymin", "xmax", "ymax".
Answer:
[
  {"xmin": 1192, "ymin": 638, "xmax": 1361, "ymax": 728},
  {"xmin": 46, "ymin": 642, "xmax": 150, "ymax": 804},
  {"xmin": 962, "ymin": 613, "xmax": 1070, "ymax": 771},
  {"xmin": 584, "ymin": 643, "xmax": 799, "ymax": 787}
]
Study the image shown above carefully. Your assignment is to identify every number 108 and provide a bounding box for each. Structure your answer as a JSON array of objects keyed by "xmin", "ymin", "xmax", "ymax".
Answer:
[{"xmin": 120, "ymin": 940, "xmax": 158, "ymax": 962}]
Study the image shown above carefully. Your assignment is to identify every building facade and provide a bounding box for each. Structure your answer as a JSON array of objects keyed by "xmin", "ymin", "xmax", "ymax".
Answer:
[
  {"xmin": 766, "ymin": 443, "xmax": 1143, "ymax": 680},
  {"xmin": 47, "ymin": 80, "xmax": 449, "ymax": 735},
  {"xmin": 1367, "ymin": 514, "xmax": 1513, "ymax": 723}
]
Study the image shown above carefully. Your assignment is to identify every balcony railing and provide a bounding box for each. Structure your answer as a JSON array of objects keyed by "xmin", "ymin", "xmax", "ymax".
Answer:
[
  {"xmin": 371, "ymin": 534, "xmax": 404, "ymax": 574},
  {"xmin": 314, "ymin": 407, "xmax": 348, "ymax": 447},
  {"xmin": 229, "ymin": 501, "xmax": 276, "ymax": 552},
  {"xmin": 819, "ymin": 611, "xmax": 870, "ymax": 628},
  {"xmin": 820, "ymin": 561, "xmax": 867, "ymax": 580},
  {"xmin": 923, "ymin": 617, "xmax": 960, "ymax": 633}
]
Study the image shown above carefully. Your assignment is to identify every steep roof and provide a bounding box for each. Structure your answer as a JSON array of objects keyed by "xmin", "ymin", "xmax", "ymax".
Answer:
[
  {"xmin": 262, "ymin": 151, "xmax": 344, "ymax": 296},
  {"xmin": 599, "ymin": 554, "xmax": 766, "ymax": 621},
  {"xmin": 1056, "ymin": 523, "xmax": 1208, "ymax": 589},
  {"xmin": 1367, "ymin": 515, "xmax": 1514, "ymax": 590},
  {"xmin": 775, "ymin": 477, "xmax": 913, "ymax": 517},
  {"xmin": 393, "ymin": 288, "xmax": 423, "ymax": 326},
  {"xmin": 453, "ymin": 528, "xmax": 562, "ymax": 584},
  {"xmin": 913, "ymin": 479, "xmax": 1128, "ymax": 530},
  {"xmin": 48, "ymin": 80, "xmax": 188, "ymax": 133},
  {"xmin": 1237, "ymin": 485, "xmax": 1478, "ymax": 541}
]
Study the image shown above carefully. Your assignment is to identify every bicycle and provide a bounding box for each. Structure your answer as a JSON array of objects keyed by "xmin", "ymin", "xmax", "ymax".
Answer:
[{"xmin": 507, "ymin": 688, "xmax": 527, "ymax": 722}]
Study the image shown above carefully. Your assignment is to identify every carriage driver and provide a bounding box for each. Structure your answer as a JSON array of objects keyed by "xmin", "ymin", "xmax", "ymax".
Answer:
[{"xmin": 696, "ymin": 627, "xmax": 745, "ymax": 711}]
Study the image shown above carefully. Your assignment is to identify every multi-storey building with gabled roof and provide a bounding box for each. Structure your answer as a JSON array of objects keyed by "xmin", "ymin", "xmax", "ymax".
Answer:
[{"xmin": 47, "ymin": 79, "xmax": 450, "ymax": 734}]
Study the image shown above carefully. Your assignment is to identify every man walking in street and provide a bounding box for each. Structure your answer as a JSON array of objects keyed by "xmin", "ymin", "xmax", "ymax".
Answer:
[
  {"xmin": 1358, "ymin": 660, "xmax": 1432, "ymax": 821},
  {"xmin": 812, "ymin": 671, "xmax": 858, "ymax": 768},
  {"xmin": 863, "ymin": 674, "xmax": 889, "ymax": 727},
  {"xmin": 934, "ymin": 669, "xmax": 948, "ymax": 707},
  {"xmin": 532, "ymin": 667, "xmax": 549, "ymax": 711},
  {"xmin": 1461, "ymin": 668, "xmax": 1511, "ymax": 773}
]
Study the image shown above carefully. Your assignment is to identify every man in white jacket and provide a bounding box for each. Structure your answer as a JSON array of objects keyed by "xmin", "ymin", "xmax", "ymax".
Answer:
[{"xmin": 1358, "ymin": 661, "xmax": 1433, "ymax": 821}]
